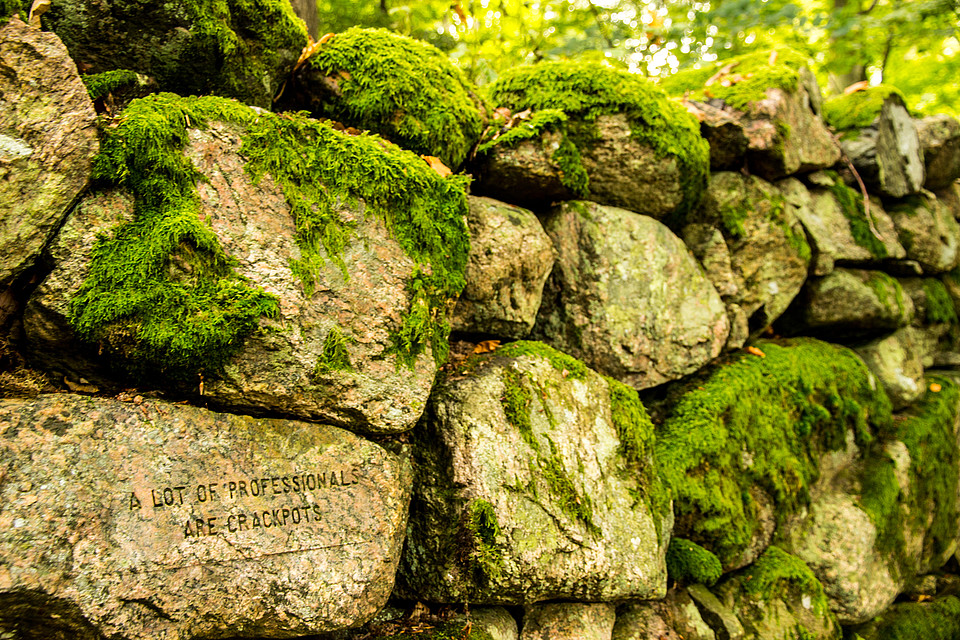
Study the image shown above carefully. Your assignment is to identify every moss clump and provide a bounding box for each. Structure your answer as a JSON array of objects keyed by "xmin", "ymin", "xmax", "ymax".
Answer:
[
  {"xmin": 496, "ymin": 340, "xmax": 589, "ymax": 380},
  {"xmin": 666, "ymin": 537, "xmax": 723, "ymax": 586},
  {"xmin": 477, "ymin": 109, "xmax": 589, "ymax": 197},
  {"xmin": 464, "ymin": 499, "xmax": 503, "ymax": 585},
  {"xmin": 922, "ymin": 279, "xmax": 957, "ymax": 325},
  {"xmin": 738, "ymin": 546, "xmax": 831, "ymax": 615},
  {"xmin": 74, "ymin": 93, "xmax": 469, "ymax": 379},
  {"xmin": 853, "ymin": 595, "xmax": 960, "ymax": 640},
  {"xmin": 659, "ymin": 48, "xmax": 812, "ymax": 111},
  {"xmin": 304, "ymin": 27, "xmax": 485, "ymax": 168},
  {"xmin": 313, "ymin": 326, "xmax": 353, "ymax": 376},
  {"xmin": 654, "ymin": 338, "xmax": 892, "ymax": 567},
  {"xmin": 821, "ymin": 171, "xmax": 889, "ymax": 259},
  {"xmin": 822, "ymin": 85, "xmax": 907, "ymax": 132},
  {"xmin": 860, "ymin": 376, "xmax": 960, "ymax": 576},
  {"xmin": 865, "ymin": 271, "xmax": 906, "ymax": 319},
  {"xmin": 81, "ymin": 70, "xmax": 142, "ymax": 100},
  {"xmin": 489, "ymin": 60, "xmax": 709, "ymax": 220},
  {"xmin": 0, "ymin": 0, "xmax": 23, "ymax": 24}
]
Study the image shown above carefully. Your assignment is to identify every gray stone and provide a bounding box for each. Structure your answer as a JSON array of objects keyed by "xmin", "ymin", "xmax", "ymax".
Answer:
[
  {"xmin": 0, "ymin": 17, "xmax": 99, "ymax": 285},
  {"xmin": 471, "ymin": 607, "xmax": 519, "ymax": 640},
  {"xmin": 887, "ymin": 193, "xmax": 960, "ymax": 274},
  {"xmin": 613, "ymin": 590, "xmax": 716, "ymax": 640},
  {"xmin": 936, "ymin": 180, "xmax": 960, "ymax": 220},
  {"xmin": 24, "ymin": 120, "xmax": 448, "ymax": 434},
  {"xmin": 520, "ymin": 603, "xmax": 616, "ymax": 640},
  {"xmin": 45, "ymin": 0, "xmax": 307, "ymax": 108},
  {"xmin": 785, "ymin": 173, "xmax": 905, "ymax": 275},
  {"xmin": 534, "ymin": 200, "xmax": 728, "ymax": 390},
  {"xmin": 451, "ymin": 196, "xmax": 556, "ymax": 339},
  {"xmin": 687, "ymin": 584, "xmax": 744, "ymax": 640},
  {"xmin": 918, "ymin": 114, "xmax": 960, "ymax": 190},
  {"xmin": 0, "ymin": 393, "xmax": 412, "ymax": 640},
  {"xmin": 399, "ymin": 343, "xmax": 670, "ymax": 603},
  {"xmin": 780, "ymin": 268, "xmax": 914, "ymax": 341},
  {"xmin": 690, "ymin": 173, "xmax": 811, "ymax": 336},
  {"xmin": 854, "ymin": 328, "xmax": 925, "ymax": 410}
]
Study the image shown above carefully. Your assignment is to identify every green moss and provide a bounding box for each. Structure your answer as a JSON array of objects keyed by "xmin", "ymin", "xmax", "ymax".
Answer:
[
  {"xmin": 489, "ymin": 60, "xmax": 709, "ymax": 221},
  {"xmin": 854, "ymin": 595, "xmax": 960, "ymax": 640},
  {"xmin": 659, "ymin": 48, "xmax": 811, "ymax": 111},
  {"xmin": 739, "ymin": 546, "xmax": 831, "ymax": 615},
  {"xmin": 477, "ymin": 109, "xmax": 589, "ymax": 197},
  {"xmin": 865, "ymin": 271, "xmax": 906, "ymax": 318},
  {"xmin": 719, "ymin": 202, "xmax": 749, "ymax": 239},
  {"xmin": 712, "ymin": 176, "xmax": 811, "ymax": 261},
  {"xmin": 73, "ymin": 93, "xmax": 469, "ymax": 379},
  {"xmin": 81, "ymin": 70, "xmax": 142, "ymax": 100},
  {"xmin": 922, "ymin": 279, "xmax": 957, "ymax": 325},
  {"xmin": 654, "ymin": 338, "xmax": 893, "ymax": 567},
  {"xmin": 306, "ymin": 27, "xmax": 485, "ymax": 168},
  {"xmin": 666, "ymin": 537, "xmax": 723, "ymax": 586},
  {"xmin": 464, "ymin": 499, "xmax": 503, "ymax": 585},
  {"xmin": 496, "ymin": 340, "xmax": 589, "ymax": 380},
  {"xmin": 769, "ymin": 196, "xmax": 812, "ymax": 262},
  {"xmin": 822, "ymin": 171, "xmax": 889, "ymax": 259},
  {"xmin": 313, "ymin": 325, "xmax": 353, "ymax": 376},
  {"xmin": 822, "ymin": 85, "xmax": 907, "ymax": 132},
  {"xmin": 0, "ymin": 0, "xmax": 23, "ymax": 24}
]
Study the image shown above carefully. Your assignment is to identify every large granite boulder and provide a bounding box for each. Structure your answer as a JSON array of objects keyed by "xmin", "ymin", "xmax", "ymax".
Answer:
[
  {"xmin": 686, "ymin": 172, "xmax": 811, "ymax": 337},
  {"xmin": 520, "ymin": 603, "xmax": 616, "ymax": 640},
  {"xmin": 399, "ymin": 341, "xmax": 671, "ymax": 604},
  {"xmin": 785, "ymin": 172, "xmax": 905, "ymax": 276},
  {"xmin": 778, "ymin": 268, "xmax": 914, "ymax": 342},
  {"xmin": 451, "ymin": 196, "xmax": 556, "ymax": 339},
  {"xmin": 887, "ymin": 193, "xmax": 960, "ymax": 274},
  {"xmin": 277, "ymin": 27, "xmax": 485, "ymax": 169},
  {"xmin": 0, "ymin": 17, "xmax": 98, "ymax": 286},
  {"xmin": 23, "ymin": 94, "xmax": 470, "ymax": 433},
  {"xmin": 44, "ymin": 0, "xmax": 307, "ymax": 108},
  {"xmin": 917, "ymin": 114, "xmax": 960, "ymax": 191},
  {"xmin": 0, "ymin": 393, "xmax": 412, "ymax": 640},
  {"xmin": 661, "ymin": 49, "xmax": 840, "ymax": 180},
  {"xmin": 824, "ymin": 87, "xmax": 925, "ymax": 198},
  {"xmin": 532, "ymin": 200, "xmax": 728, "ymax": 390},
  {"xmin": 481, "ymin": 61, "xmax": 709, "ymax": 220}
]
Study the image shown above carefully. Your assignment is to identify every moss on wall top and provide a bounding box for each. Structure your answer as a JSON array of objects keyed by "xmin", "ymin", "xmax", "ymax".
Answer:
[
  {"xmin": 737, "ymin": 545, "xmax": 831, "ymax": 615},
  {"xmin": 81, "ymin": 69, "xmax": 142, "ymax": 101},
  {"xmin": 488, "ymin": 60, "xmax": 709, "ymax": 218},
  {"xmin": 73, "ymin": 93, "xmax": 469, "ymax": 380},
  {"xmin": 305, "ymin": 27, "xmax": 486, "ymax": 169},
  {"xmin": 822, "ymin": 85, "xmax": 907, "ymax": 131},
  {"xmin": 654, "ymin": 338, "xmax": 893, "ymax": 567},
  {"xmin": 659, "ymin": 47, "xmax": 811, "ymax": 111}
]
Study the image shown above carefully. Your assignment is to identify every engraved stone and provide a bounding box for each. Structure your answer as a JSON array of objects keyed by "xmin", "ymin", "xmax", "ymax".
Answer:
[{"xmin": 0, "ymin": 394, "xmax": 412, "ymax": 640}]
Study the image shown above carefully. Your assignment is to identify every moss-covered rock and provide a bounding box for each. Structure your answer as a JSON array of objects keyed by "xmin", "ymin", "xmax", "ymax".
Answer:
[
  {"xmin": 662, "ymin": 49, "xmax": 839, "ymax": 180},
  {"xmin": 399, "ymin": 341, "xmax": 670, "ymax": 603},
  {"xmin": 24, "ymin": 94, "xmax": 469, "ymax": 432},
  {"xmin": 853, "ymin": 328, "xmax": 925, "ymax": 410},
  {"xmin": 652, "ymin": 338, "xmax": 893, "ymax": 569},
  {"xmin": 918, "ymin": 114, "xmax": 960, "ymax": 191},
  {"xmin": 613, "ymin": 589, "xmax": 717, "ymax": 640},
  {"xmin": 849, "ymin": 594, "xmax": 960, "ymax": 640},
  {"xmin": 279, "ymin": 27, "xmax": 485, "ymax": 169},
  {"xmin": 822, "ymin": 85, "xmax": 906, "ymax": 132},
  {"xmin": 45, "ymin": 0, "xmax": 307, "ymax": 108},
  {"xmin": 666, "ymin": 538, "xmax": 724, "ymax": 587},
  {"xmin": 487, "ymin": 61, "xmax": 709, "ymax": 222},
  {"xmin": 887, "ymin": 194, "xmax": 960, "ymax": 274}
]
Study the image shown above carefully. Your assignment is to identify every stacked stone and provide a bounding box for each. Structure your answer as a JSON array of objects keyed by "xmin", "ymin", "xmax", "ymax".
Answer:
[{"xmin": 3, "ymin": 4, "xmax": 960, "ymax": 640}]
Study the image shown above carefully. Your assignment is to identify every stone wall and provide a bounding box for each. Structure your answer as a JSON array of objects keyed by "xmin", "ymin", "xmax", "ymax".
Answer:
[{"xmin": 3, "ymin": 6, "xmax": 960, "ymax": 640}]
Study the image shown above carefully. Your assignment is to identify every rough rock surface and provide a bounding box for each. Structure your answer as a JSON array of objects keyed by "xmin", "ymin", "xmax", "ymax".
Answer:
[
  {"xmin": 918, "ymin": 114, "xmax": 960, "ymax": 190},
  {"xmin": 471, "ymin": 607, "xmax": 520, "ymax": 640},
  {"xmin": 533, "ymin": 201, "xmax": 728, "ymax": 389},
  {"xmin": 23, "ymin": 121, "xmax": 443, "ymax": 434},
  {"xmin": 45, "ymin": 0, "xmax": 306, "ymax": 108},
  {"xmin": 842, "ymin": 95, "xmax": 926, "ymax": 198},
  {"xmin": 688, "ymin": 172, "xmax": 811, "ymax": 336},
  {"xmin": 613, "ymin": 589, "xmax": 716, "ymax": 640},
  {"xmin": 779, "ymin": 268, "xmax": 914, "ymax": 341},
  {"xmin": 451, "ymin": 197, "xmax": 556, "ymax": 338},
  {"xmin": 520, "ymin": 603, "xmax": 616, "ymax": 640},
  {"xmin": 475, "ymin": 129, "xmax": 574, "ymax": 207},
  {"xmin": 785, "ymin": 173, "xmax": 905, "ymax": 275},
  {"xmin": 887, "ymin": 193, "xmax": 960, "ymax": 274},
  {"xmin": 399, "ymin": 344, "xmax": 670, "ymax": 603},
  {"xmin": 685, "ymin": 80, "xmax": 840, "ymax": 180},
  {"xmin": 0, "ymin": 393, "xmax": 412, "ymax": 640},
  {"xmin": 687, "ymin": 584, "xmax": 745, "ymax": 640},
  {"xmin": 854, "ymin": 328, "xmax": 924, "ymax": 409},
  {"xmin": 0, "ymin": 17, "xmax": 98, "ymax": 286}
]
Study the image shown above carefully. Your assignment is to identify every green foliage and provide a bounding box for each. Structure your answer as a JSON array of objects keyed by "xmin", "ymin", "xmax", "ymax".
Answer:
[
  {"xmin": 81, "ymin": 70, "xmax": 141, "ymax": 100},
  {"xmin": 738, "ymin": 546, "xmax": 831, "ymax": 615},
  {"xmin": 654, "ymin": 338, "xmax": 893, "ymax": 567},
  {"xmin": 865, "ymin": 272, "xmax": 907, "ymax": 319},
  {"xmin": 465, "ymin": 499, "xmax": 503, "ymax": 584},
  {"xmin": 822, "ymin": 85, "xmax": 907, "ymax": 131},
  {"xmin": 666, "ymin": 537, "xmax": 723, "ymax": 586},
  {"xmin": 496, "ymin": 340, "xmax": 589, "ymax": 380},
  {"xmin": 489, "ymin": 60, "xmax": 709, "ymax": 220},
  {"xmin": 0, "ymin": 0, "xmax": 23, "ymax": 24},
  {"xmin": 855, "ymin": 595, "xmax": 960, "ymax": 640},
  {"xmin": 823, "ymin": 172, "xmax": 889, "ymax": 260},
  {"xmin": 922, "ymin": 279, "xmax": 958, "ymax": 325},
  {"xmin": 313, "ymin": 326, "xmax": 353, "ymax": 376},
  {"xmin": 659, "ymin": 47, "xmax": 810, "ymax": 111},
  {"xmin": 306, "ymin": 27, "xmax": 485, "ymax": 168}
]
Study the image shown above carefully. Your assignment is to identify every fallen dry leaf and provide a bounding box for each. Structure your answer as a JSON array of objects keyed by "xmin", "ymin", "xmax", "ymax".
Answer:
[
  {"xmin": 746, "ymin": 346, "xmax": 766, "ymax": 358},
  {"xmin": 930, "ymin": 382, "xmax": 942, "ymax": 393},
  {"xmin": 472, "ymin": 339, "xmax": 501, "ymax": 354},
  {"xmin": 421, "ymin": 155, "xmax": 452, "ymax": 177},
  {"xmin": 844, "ymin": 80, "xmax": 870, "ymax": 95},
  {"xmin": 705, "ymin": 61, "xmax": 740, "ymax": 87},
  {"xmin": 768, "ymin": 50, "xmax": 778, "ymax": 66}
]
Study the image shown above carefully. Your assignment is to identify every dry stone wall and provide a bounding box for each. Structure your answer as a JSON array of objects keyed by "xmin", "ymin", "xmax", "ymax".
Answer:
[{"xmin": 3, "ymin": 7, "xmax": 960, "ymax": 640}]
